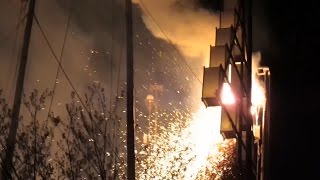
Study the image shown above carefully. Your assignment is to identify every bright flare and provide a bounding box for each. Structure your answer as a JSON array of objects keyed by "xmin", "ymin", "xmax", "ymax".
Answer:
[
  {"xmin": 251, "ymin": 78, "xmax": 265, "ymax": 107},
  {"xmin": 136, "ymin": 105, "xmax": 238, "ymax": 179},
  {"xmin": 221, "ymin": 83, "xmax": 235, "ymax": 105},
  {"xmin": 251, "ymin": 52, "xmax": 266, "ymax": 125}
]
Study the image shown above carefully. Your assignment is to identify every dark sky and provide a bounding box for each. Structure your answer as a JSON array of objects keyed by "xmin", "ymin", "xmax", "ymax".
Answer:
[{"xmin": 263, "ymin": 1, "xmax": 319, "ymax": 179}]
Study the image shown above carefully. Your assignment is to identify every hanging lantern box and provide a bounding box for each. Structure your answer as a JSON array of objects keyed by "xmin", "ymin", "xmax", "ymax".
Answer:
[
  {"xmin": 209, "ymin": 45, "xmax": 227, "ymax": 68},
  {"xmin": 220, "ymin": 104, "xmax": 237, "ymax": 139},
  {"xmin": 202, "ymin": 67, "xmax": 223, "ymax": 107},
  {"xmin": 228, "ymin": 56, "xmax": 249, "ymax": 98},
  {"xmin": 215, "ymin": 27, "xmax": 232, "ymax": 47}
]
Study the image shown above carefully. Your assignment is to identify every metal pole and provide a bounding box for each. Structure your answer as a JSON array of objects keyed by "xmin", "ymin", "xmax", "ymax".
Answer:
[
  {"xmin": 125, "ymin": 0, "xmax": 135, "ymax": 179},
  {"xmin": 262, "ymin": 70, "xmax": 271, "ymax": 180},
  {"xmin": 2, "ymin": 0, "xmax": 36, "ymax": 179}
]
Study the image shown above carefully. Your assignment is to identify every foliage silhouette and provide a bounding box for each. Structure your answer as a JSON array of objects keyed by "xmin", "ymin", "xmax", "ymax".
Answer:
[
  {"xmin": 0, "ymin": 86, "xmax": 241, "ymax": 179},
  {"xmin": 1, "ymin": 89, "xmax": 54, "ymax": 179},
  {"xmin": 52, "ymin": 83, "xmax": 126, "ymax": 180}
]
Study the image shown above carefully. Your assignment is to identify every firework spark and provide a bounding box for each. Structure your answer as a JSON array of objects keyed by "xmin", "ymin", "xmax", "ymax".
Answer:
[{"xmin": 135, "ymin": 105, "xmax": 237, "ymax": 179}]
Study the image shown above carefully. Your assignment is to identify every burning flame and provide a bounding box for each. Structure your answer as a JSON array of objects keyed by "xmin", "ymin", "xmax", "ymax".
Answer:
[
  {"xmin": 221, "ymin": 83, "xmax": 235, "ymax": 105},
  {"xmin": 251, "ymin": 52, "xmax": 266, "ymax": 125},
  {"xmin": 251, "ymin": 79, "xmax": 265, "ymax": 108},
  {"xmin": 251, "ymin": 78, "xmax": 265, "ymax": 138},
  {"xmin": 136, "ymin": 105, "xmax": 237, "ymax": 179}
]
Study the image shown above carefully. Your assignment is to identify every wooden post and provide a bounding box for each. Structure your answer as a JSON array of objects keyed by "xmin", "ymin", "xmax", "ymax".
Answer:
[
  {"xmin": 125, "ymin": 0, "xmax": 135, "ymax": 179},
  {"xmin": 2, "ymin": 0, "xmax": 36, "ymax": 179}
]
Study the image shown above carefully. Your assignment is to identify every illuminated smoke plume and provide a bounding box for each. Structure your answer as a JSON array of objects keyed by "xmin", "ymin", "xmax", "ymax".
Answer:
[
  {"xmin": 0, "ymin": 0, "xmax": 239, "ymax": 179},
  {"xmin": 134, "ymin": 0, "xmax": 219, "ymax": 68},
  {"xmin": 131, "ymin": 1, "xmax": 240, "ymax": 179}
]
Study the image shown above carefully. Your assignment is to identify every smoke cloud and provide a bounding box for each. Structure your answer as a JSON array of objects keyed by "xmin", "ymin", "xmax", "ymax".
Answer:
[
  {"xmin": 134, "ymin": 0, "xmax": 219, "ymax": 67},
  {"xmin": 252, "ymin": 51, "xmax": 262, "ymax": 73}
]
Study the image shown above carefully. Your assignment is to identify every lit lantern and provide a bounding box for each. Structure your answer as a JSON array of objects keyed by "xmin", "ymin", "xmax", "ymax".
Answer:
[
  {"xmin": 226, "ymin": 60, "xmax": 249, "ymax": 99},
  {"xmin": 220, "ymin": 103, "xmax": 237, "ymax": 139},
  {"xmin": 201, "ymin": 67, "xmax": 223, "ymax": 107},
  {"xmin": 209, "ymin": 45, "xmax": 227, "ymax": 68},
  {"xmin": 215, "ymin": 27, "xmax": 232, "ymax": 46},
  {"xmin": 219, "ymin": 81, "xmax": 237, "ymax": 139},
  {"xmin": 221, "ymin": 82, "xmax": 235, "ymax": 105}
]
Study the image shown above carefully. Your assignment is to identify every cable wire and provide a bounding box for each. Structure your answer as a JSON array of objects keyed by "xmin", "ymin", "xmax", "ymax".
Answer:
[
  {"xmin": 116, "ymin": 28, "xmax": 124, "ymax": 98},
  {"xmin": 32, "ymin": 0, "xmax": 131, "ymax": 164},
  {"xmin": 46, "ymin": 0, "xmax": 73, "ymax": 122},
  {"xmin": 33, "ymin": 14, "xmax": 90, "ymax": 115},
  {"xmin": 6, "ymin": 2, "xmax": 25, "ymax": 101},
  {"xmin": 34, "ymin": 8, "xmax": 123, "ymax": 162},
  {"xmin": 109, "ymin": 0, "xmax": 114, "ymax": 113}
]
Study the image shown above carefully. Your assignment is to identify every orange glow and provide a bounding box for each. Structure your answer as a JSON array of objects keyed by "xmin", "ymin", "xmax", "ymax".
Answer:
[
  {"xmin": 250, "ymin": 106, "xmax": 257, "ymax": 115},
  {"xmin": 251, "ymin": 52, "xmax": 266, "ymax": 113},
  {"xmin": 251, "ymin": 79, "xmax": 265, "ymax": 107},
  {"xmin": 136, "ymin": 106, "xmax": 228, "ymax": 179},
  {"xmin": 251, "ymin": 73, "xmax": 266, "ymax": 125},
  {"xmin": 221, "ymin": 83, "xmax": 235, "ymax": 105}
]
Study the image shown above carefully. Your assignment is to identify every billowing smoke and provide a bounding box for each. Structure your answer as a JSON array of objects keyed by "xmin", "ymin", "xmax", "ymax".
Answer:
[
  {"xmin": 252, "ymin": 51, "xmax": 262, "ymax": 74},
  {"xmin": 134, "ymin": 0, "xmax": 219, "ymax": 68}
]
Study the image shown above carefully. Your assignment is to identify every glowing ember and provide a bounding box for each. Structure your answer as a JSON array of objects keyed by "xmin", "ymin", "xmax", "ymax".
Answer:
[{"xmin": 136, "ymin": 105, "xmax": 236, "ymax": 179}]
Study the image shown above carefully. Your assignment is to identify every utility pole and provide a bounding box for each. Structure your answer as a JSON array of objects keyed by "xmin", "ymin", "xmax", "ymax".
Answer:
[
  {"xmin": 2, "ymin": 0, "xmax": 36, "ymax": 179},
  {"xmin": 125, "ymin": 0, "xmax": 135, "ymax": 179}
]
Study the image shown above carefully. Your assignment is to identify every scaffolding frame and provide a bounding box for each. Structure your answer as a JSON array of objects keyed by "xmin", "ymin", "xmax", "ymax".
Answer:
[{"xmin": 202, "ymin": 0, "xmax": 270, "ymax": 179}]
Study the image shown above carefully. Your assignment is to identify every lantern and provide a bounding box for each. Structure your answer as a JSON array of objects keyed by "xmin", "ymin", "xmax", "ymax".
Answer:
[
  {"xmin": 202, "ymin": 67, "xmax": 223, "ymax": 107},
  {"xmin": 209, "ymin": 45, "xmax": 228, "ymax": 68},
  {"xmin": 215, "ymin": 27, "xmax": 232, "ymax": 46},
  {"xmin": 220, "ymin": 103, "xmax": 237, "ymax": 139}
]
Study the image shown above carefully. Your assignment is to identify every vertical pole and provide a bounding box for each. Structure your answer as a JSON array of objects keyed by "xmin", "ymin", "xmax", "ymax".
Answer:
[
  {"xmin": 262, "ymin": 71, "xmax": 271, "ymax": 180},
  {"xmin": 2, "ymin": 0, "xmax": 36, "ymax": 179},
  {"xmin": 125, "ymin": 0, "xmax": 135, "ymax": 179},
  {"xmin": 238, "ymin": 0, "xmax": 244, "ymax": 175}
]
